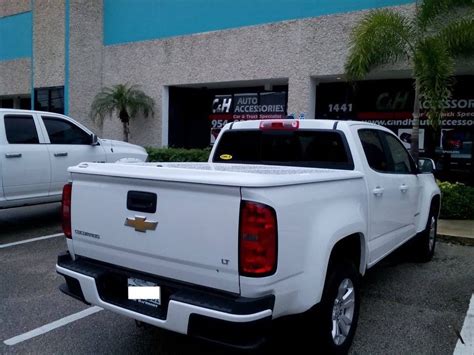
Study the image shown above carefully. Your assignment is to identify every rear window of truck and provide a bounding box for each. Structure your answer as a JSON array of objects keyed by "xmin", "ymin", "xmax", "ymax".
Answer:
[{"xmin": 213, "ymin": 129, "xmax": 354, "ymax": 170}]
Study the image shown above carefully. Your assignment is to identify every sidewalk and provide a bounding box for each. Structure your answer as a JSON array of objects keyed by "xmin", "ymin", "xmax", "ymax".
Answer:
[{"xmin": 438, "ymin": 220, "xmax": 474, "ymax": 246}]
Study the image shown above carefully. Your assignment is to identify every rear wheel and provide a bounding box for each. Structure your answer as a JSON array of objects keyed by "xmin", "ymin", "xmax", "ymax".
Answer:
[
  {"xmin": 414, "ymin": 206, "xmax": 437, "ymax": 262},
  {"xmin": 264, "ymin": 262, "xmax": 360, "ymax": 354},
  {"xmin": 317, "ymin": 261, "xmax": 360, "ymax": 354}
]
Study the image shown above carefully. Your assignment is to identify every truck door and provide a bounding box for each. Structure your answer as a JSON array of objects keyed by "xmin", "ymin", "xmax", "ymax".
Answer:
[
  {"xmin": 39, "ymin": 115, "xmax": 106, "ymax": 196},
  {"xmin": 357, "ymin": 128, "xmax": 418, "ymax": 264},
  {"xmin": 378, "ymin": 131, "xmax": 420, "ymax": 239},
  {"xmin": 0, "ymin": 113, "xmax": 51, "ymax": 200}
]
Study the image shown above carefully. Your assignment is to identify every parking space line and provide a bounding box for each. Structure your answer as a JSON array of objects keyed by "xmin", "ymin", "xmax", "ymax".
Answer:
[
  {"xmin": 3, "ymin": 306, "xmax": 103, "ymax": 346},
  {"xmin": 0, "ymin": 233, "xmax": 63, "ymax": 249},
  {"xmin": 454, "ymin": 294, "xmax": 474, "ymax": 355}
]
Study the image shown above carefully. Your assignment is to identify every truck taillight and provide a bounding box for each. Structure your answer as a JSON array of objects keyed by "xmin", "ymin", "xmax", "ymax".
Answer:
[
  {"xmin": 239, "ymin": 201, "xmax": 277, "ymax": 277},
  {"xmin": 62, "ymin": 183, "xmax": 72, "ymax": 239},
  {"xmin": 259, "ymin": 120, "xmax": 299, "ymax": 130}
]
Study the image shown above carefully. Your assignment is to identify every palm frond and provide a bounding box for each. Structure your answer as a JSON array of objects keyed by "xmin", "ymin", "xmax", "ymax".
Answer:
[
  {"xmin": 437, "ymin": 17, "xmax": 474, "ymax": 56},
  {"xmin": 90, "ymin": 92, "xmax": 117, "ymax": 124},
  {"xmin": 90, "ymin": 83, "xmax": 155, "ymax": 126},
  {"xmin": 345, "ymin": 9, "xmax": 414, "ymax": 80},
  {"xmin": 127, "ymin": 89, "xmax": 155, "ymax": 118},
  {"xmin": 414, "ymin": 37, "xmax": 454, "ymax": 127},
  {"xmin": 417, "ymin": 0, "xmax": 473, "ymax": 29}
]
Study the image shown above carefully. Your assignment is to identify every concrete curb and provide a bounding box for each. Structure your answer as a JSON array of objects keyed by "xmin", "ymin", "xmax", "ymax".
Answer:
[{"xmin": 438, "ymin": 234, "xmax": 474, "ymax": 247}]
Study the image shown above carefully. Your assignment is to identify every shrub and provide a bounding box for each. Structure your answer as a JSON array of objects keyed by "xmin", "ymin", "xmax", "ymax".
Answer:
[
  {"xmin": 146, "ymin": 147, "xmax": 210, "ymax": 163},
  {"xmin": 437, "ymin": 181, "xmax": 474, "ymax": 220}
]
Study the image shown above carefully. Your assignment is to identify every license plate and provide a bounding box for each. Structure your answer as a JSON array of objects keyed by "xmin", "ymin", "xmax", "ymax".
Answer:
[{"xmin": 127, "ymin": 277, "xmax": 161, "ymax": 308}]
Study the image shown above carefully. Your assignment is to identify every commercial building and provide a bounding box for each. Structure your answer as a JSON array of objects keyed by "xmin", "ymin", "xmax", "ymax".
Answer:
[{"xmin": 0, "ymin": 0, "xmax": 472, "ymax": 183}]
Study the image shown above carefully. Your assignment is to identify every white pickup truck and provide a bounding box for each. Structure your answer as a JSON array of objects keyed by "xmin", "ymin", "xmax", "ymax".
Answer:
[
  {"xmin": 56, "ymin": 119, "xmax": 440, "ymax": 353},
  {"xmin": 0, "ymin": 109, "xmax": 147, "ymax": 209}
]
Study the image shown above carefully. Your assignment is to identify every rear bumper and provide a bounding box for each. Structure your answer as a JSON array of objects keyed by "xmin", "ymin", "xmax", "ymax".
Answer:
[{"xmin": 56, "ymin": 252, "xmax": 274, "ymax": 349}]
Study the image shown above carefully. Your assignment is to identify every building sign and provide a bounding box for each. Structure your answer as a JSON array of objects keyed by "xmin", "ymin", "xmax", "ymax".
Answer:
[
  {"xmin": 398, "ymin": 128, "xmax": 425, "ymax": 150},
  {"xmin": 212, "ymin": 95, "xmax": 233, "ymax": 114},
  {"xmin": 209, "ymin": 91, "xmax": 287, "ymax": 143},
  {"xmin": 316, "ymin": 76, "xmax": 473, "ymax": 158},
  {"xmin": 440, "ymin": 128, "xmax": 472, "ymax": 158},
  {"xmin": 317, "ymin": 77, "xmax": 473, "ymax": 124}
]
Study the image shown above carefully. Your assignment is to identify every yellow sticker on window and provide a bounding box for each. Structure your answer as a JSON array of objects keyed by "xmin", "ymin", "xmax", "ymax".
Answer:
[{"xmin": 220, "ymin": 154, "xmax": 233, "ymax": 160}]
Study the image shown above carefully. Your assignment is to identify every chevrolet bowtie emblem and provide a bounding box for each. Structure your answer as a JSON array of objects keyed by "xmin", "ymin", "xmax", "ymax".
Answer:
[{"xmin": 125, "ymin": 216, "xmax": 158, "ymax": 233}]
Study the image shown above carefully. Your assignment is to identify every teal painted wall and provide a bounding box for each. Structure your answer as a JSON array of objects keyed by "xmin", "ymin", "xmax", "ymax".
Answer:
[
  {"xmin": 0, "ymin": 12, "xmax": 32, "ymax": 60},
  {"xmin": 104, "ymin": 0, "xmax": 414, "ymax": 46}
]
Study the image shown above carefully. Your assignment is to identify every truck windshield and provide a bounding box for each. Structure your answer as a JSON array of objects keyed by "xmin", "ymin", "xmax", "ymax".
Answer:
[{"xmin": 213, "ymin": 129, "xmax": 354, "ymax": 170}]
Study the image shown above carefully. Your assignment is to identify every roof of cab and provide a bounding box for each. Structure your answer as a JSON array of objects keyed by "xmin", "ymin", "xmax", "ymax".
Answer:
[
  {"xmin": 0, "ymin": 108, "xmax": 65, "ymax": 116},
  {"xmin": 228, "ymin": 119, "xmax": 382, "ymax": 130}
]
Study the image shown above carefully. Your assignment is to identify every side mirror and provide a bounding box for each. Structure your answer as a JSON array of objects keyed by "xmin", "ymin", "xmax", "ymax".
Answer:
[
  {"xmin": 418, "ymin": 158, "xmax": 436, "ymax": 174},
  {"xmin": 90, "ymin": 134, "xmax": 99, "ymax": 146}
]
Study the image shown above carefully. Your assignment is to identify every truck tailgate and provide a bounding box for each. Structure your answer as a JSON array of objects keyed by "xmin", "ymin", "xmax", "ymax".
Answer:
[{"xmin": 70, "ymin": 173, "xmax": 241, "ymax": 294}]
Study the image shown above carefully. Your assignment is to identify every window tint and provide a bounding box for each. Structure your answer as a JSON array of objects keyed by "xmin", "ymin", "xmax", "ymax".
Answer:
[
  {"xmin": 4, "ymin": 115, "xmax": 39, "ymax": 144},
  {"xmin": 35, "ymin": 87, "xmax": 64, "ymax": 114},
  {"xmin": 358, "ymin": 129, "xmax": 390, "ymax": 172},
  {"xmin": 42, "ymin": 116, "xmax": 91, "ymax": 144},
  {"xmin": 213, "ymin": 130, "xmax": 353, "ymax": 169},
  {"xmin": 381, "ymin": 132, "xmax": 416, "ymax": 174},
  {"xmin": 0, "ymin": 98, "xmax": 14, "ymax": 108},
  {"xmin": 20, "ymin": 97, "xmax": 31, "ymax": 110}
]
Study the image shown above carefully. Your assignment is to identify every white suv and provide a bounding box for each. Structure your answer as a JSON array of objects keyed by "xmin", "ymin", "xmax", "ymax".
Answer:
[{"xmin": 0, "ymin": 109, "xmax": 147, "ymax": 209}]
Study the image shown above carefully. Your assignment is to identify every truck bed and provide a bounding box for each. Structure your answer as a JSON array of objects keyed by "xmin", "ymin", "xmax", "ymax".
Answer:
[{"xmin": 66, "ymin": 161, "xmax": 363, "ymax": 295}]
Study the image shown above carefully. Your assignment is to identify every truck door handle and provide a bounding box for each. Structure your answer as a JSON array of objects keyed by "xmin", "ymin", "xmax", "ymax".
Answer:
[
  {"xmin": 372, "ymin": 187, "xmax": 384, "ymax": 196},
  {"xmin": 400, "ymin": 184, "xmax": 408, "ymax": 193},
  {"xmin": 54, "ymin": 152, "xmax": 68, "ymax": 157},
  {"xmin": 5, "ymin": 153, "xmax": 22, "ymax": 158}
]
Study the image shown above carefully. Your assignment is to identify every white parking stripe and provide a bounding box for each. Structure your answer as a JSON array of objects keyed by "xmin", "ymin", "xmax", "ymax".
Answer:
[
  {"xmin": 0, "ymin": 233, "xmax": 63, "ymax": 249},
  {"xmin": 454, "ymin": 294, "xmax": 474, "ymax": 355},
  {"xmin": 3, "ymin": 306, "xmax": 102, "ymax": 346}
]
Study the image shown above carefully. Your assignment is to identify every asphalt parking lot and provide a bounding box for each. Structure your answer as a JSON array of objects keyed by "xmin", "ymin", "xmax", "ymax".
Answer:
[
  {"xmin": 0, "ymin": 204, "xmax": 62, "ymax": 245},
  {"xmin": 1, "ymin": 205, "xmax": 473, "ymax": 354}
]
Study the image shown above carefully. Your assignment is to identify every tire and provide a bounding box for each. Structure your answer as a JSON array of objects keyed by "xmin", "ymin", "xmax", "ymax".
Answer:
[
  {"xmin": 316, "ymin": 261, "xmax": 360, "ymax": 355},
  {"xmin": 414, "ymin": 205, "xmax": 437, "ymax": 263}
]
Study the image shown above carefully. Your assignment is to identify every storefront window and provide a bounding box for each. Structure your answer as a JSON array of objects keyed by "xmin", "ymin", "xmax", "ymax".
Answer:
[
  {"xmin": 20, "ymin": 97, "xmax": 31, "ymax": 109},
  {"xmin": 168, "ymin": 85, "xmax": 288, "ymax": 149},
  {"xmin": 0, "ymin": 98, "xmax": 14, "ymax": 108},
  {"xmin": 0, "ymin": 97, "xmax": 30, "ymax": 109},
  {"xmin": 34, "ymin": 86, "xmax": 64, "ymax": 114}
]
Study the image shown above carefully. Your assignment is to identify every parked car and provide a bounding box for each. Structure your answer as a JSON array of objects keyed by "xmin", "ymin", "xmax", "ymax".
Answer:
[
  {"xmin": 57, "ymin": 119, "xmax": 440, "ymax": 353},
  {"xmin": 0, "ymin": 109, "xmax": 147, "ymax": 209}
]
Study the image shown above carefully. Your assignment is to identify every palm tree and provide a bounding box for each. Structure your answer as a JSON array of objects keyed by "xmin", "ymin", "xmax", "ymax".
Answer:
[
  {"xmin": 345, "ymin": 0, "xmax": 473, "ymax": 161},
  {"xmin": 90, "ymin": 84, "xmax": 155, "ymax": 142}
]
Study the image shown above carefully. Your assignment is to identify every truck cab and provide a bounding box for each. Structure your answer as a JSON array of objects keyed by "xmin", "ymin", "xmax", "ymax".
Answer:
[{"xmin": 0, "ymin": 109, "xmax": 147, "ymax": 209}]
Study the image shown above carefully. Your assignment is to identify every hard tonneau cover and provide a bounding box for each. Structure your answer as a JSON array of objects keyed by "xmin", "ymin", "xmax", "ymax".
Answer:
[{"xmin": 69, "ymin": 162, "xmax": 364, "ymax": 187}]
